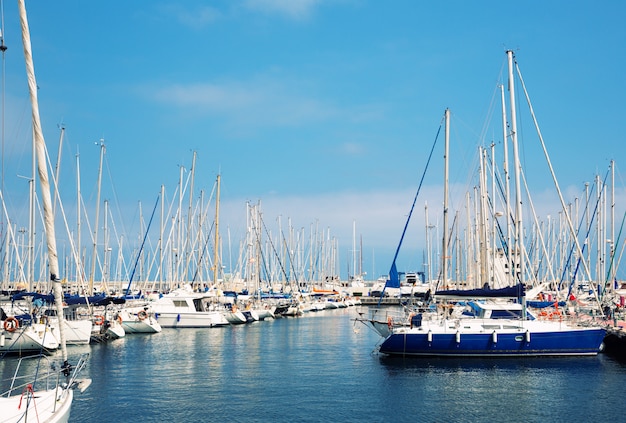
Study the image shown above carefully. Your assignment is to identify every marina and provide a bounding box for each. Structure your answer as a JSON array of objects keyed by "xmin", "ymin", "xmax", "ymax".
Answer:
[
  {"xmin": 2, "ymin": 307, "xmax": 625, "ymax": 423},
  {"xmin": 0, "ymin": 2, "xmax": 624, "ymax": 422}
]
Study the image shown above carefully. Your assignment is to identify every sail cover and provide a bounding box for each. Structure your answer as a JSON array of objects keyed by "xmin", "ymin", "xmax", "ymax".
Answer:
[{"xmin": 435, "ymin": 283, "xmax": 524, "ymax": 298}]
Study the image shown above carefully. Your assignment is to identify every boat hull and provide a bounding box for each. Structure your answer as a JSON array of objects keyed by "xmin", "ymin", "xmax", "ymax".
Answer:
[
  {"xmin": 156, "ymin": 311, "xmax": 229, "ymax": 328},
  {"xmin": 51, "ymin": 319, "xmax": 93, "ymax": 345},
  {"xmin": 379, "ymin": 325, "xmax": 606, "ymax": 357},
  {"xmin": 0, "ymin": 386, "xmax": 73, "ymax": 423},
  {"xmin": 122, "ymin": 318, "xmax": 162, "ymax": 333},
  {"xmin": 1, "ymin": 323, "xmax": 59, "ymax": 353},
  {"xmin": 224, "ymin": 310, "xmax": 247, "ymax": 325}
]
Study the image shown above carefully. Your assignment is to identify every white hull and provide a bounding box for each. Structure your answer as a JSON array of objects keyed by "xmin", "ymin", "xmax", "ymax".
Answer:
[
  {"xmin": 255, "ymin": 308, "xmax": 275, "ymax": 320},
  {"xmin": 106, "ymin": 321, "xmax": 126, "ymax": 339},
  {"xmin": 121, "ymin": 318, "xmax": 162, "ymax": 333},
  {"xmin": 0, "ymin": 385, "xmax": 73, "ymax": 423},
  {"xmin": 156, "ymin": 311, "xmax": 229, "ymax": 328},
  {"xmin": 91, "ymin": 318, "xmax": 126, "ymax": 340},
  {"xmin": 119, "ymin": 309, "xmax": 162, "ymax": 333},
  {"xmin": 51, "ymin": 319, "xmax": 93, "ymax": 345},
  {"xmin": 1, "ymin": 321, "xmax": 59, "ymax": 353},
  {"xmin": 224, "ymin": 310, "xmax": 248, "ymax": 325}
]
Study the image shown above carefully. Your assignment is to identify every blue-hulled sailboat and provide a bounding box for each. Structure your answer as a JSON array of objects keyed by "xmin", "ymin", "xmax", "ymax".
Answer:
[{"xmin": 368, "ymin": 55, "xmax": 606, "ymax": 356}]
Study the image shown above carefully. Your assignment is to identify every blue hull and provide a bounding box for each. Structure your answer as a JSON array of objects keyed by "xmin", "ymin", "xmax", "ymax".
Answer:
[{"xmin": 379, "ymin": 328, "xmax": 606, "ymax": 357}]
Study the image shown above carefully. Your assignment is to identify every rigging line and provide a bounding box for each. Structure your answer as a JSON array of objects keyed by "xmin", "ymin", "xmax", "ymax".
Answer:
[
  {"xmin": 125, "ymin": 195, "xmax": 159, "ymax": 296},
  {"xmin": 604, "ymin": 210, "xmax": 626, "ymax": 290},
  {"xmin": 260, "ymin": 213, "xmax": 291, "ymax": 284},
  {"xmin": 191, "ymin": 221, "xmax": 214, "ymax": 284},
  {"xmin": 247, "ymin": 205, "xmax": 272, "ymax": 285},
  {"xmin": 0, "ymin": 0, "xmax": 6, "ymax": 201},
  {"xmin": 379, "ymin": 113, "xmax": 444, "ymax": 304},
  {"xmin": 515, "ymin": 61, "xmax": 595, "ymax": 286},
  {"xmin": 103, "ymin": 149, "xmax": 130, "ymax": 238},
  {"xmin": 565, "ymin": 169, "xmax": 608, "ymax": 297}
]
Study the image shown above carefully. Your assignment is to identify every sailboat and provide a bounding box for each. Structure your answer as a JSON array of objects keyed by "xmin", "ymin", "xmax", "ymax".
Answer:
[
  {"xmin": 0, "ymin": 1, "xmax": 90, "ymax": 421},
  {"xmin": 0, "ymin": 309, "xmax": 60, "ymax": 353},
  {"xmin": 370, "ymin": 55, "xmax": 606, "ymax": 357}
]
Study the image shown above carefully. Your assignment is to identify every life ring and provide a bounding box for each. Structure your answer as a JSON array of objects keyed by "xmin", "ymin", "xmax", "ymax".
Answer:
[
  {"xmin": 3, "ymin": 317, "xmax": 19, "ymax": 332},
  {"xmin": 117, "ymin": 315, "xmax": 123, "ymax": 324},
  {"xmin": 137, "ymin": 310, "xmax": 148, "ymax": 320},
  {"xmin": 387, "ymin": 316, "xmax": 393, "ymax": 329},
  {"xmin": 94, "ymin": 315, "xmax": 105, "ymax": 325}
]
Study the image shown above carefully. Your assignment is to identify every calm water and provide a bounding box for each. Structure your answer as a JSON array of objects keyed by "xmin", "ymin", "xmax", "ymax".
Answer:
[{"xmin": 4, "ymin": 307, "xmax": 626, "ymax": 422}]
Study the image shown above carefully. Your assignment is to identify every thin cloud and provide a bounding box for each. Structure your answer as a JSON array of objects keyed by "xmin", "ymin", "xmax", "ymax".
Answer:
[
  {"xmin": 338, "ymin": 142, "xmax": 366, "ymax": 156},
  {"xmin": 154, "ymin": 82, "xmax": 262, "ymax": 111},
  {"xmin": 242, "ymin": 0, "xmax": 322, "ymax": 21},
  {"xmin": 148, "ymin": 76, "xmax": 350, "ymax": 127},
  {"xmin": 157, "ymin": 4, "xmax": 222, "ymax": 30}
]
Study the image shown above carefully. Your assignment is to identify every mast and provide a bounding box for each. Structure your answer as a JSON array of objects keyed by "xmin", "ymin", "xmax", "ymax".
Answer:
[
  {"xmin": 507, "ymin": 50, "xmax": 524, "ymax": 289},
  {"xmin": 159, "ymin": 184, "xmax": 164, "ymax": 291},
  {"xmin": 213, "ymin": 174, "xmax": 221, "ymax": 285},
  {"xmin": 442, "ymin": 108, "xmax": 450, "ymax": 287},
  {"xmin": 18, "ymin": 0, "xmax": 68, "ymax": 362},
  {"xmin": 183, "ymin": 151, "xmax": 196, "ymax": 282},
  {"xmin": 76, "ymin": 149, "xmax": 82, "ymax": 287},
  {"xmin": 53, "ymin": 124, "xmax": 65, "ymax": 213},
  {"xmin": 500, "ymin": 83, "xmax": 513, "ymax": 286},
  {"xmin": 89, "ymin": 138, "xmax": 105, "ymax": 293},
  {"xmin": 424, "ymin": 202, "xmax": 432, "ymax": 283}
]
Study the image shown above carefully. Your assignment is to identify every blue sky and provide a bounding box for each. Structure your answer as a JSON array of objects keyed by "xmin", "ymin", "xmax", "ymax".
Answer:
[{"xmin": 1, "ymin": 0, "xmax": 624, "ymax": 282}]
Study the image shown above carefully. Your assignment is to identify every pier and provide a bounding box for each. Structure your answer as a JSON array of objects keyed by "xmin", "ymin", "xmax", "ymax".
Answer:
[{"xmin": 357, "ymin": 296, "xmax": 404, "ymax": 306}]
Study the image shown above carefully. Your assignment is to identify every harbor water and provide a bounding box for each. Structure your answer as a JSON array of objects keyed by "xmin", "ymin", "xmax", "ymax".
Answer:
[{"xmin": 3, "ymin": 307, "xmax": 625, "ymax": 422}]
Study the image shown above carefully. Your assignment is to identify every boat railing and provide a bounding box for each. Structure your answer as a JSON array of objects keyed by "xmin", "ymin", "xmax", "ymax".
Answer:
[
  {"xmin": 2, "ymin": 354, "xmax": 56, "ymax": 396},
  {"xmin": 2, "ymin": 352, "xmax": 90, "ymax": 398},
  {"xmin": 367, "ymin": 307, "xmax": 409, "ymax": 324}
]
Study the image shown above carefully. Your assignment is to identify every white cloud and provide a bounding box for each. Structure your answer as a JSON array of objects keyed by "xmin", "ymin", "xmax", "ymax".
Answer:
[
  {"xmin": 149, "ymin": 76, "xmax": 348, "ymax": 128},
  {"xmin": 242, "ymin": 0, "xmax": 322, "ymax": 21},
  {"xmin": 158, "ymin": 4, "xmax": 222, "ymax": 30},
  {"xmin": 155, "ymin": 82, "xmax": 262, "ymax": 111}
]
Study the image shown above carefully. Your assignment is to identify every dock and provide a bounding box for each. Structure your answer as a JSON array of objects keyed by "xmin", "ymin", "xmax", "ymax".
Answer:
[{"xmin": 357, "ymin": 296, "xmax": 404, "ymax": 306}]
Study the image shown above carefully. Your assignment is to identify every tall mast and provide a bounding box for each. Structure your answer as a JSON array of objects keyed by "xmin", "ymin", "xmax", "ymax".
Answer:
[
  {"xmin": 159, "ymin": 184, "xmax": 164, "ymax": 291},
  {"xmin": 213, "ymin": 174, "xmax": 221, "ymax": 285},
  {"xmin": 53, "ymin": 124, "xmax": 65, "ymax": 212},
  {"xmin": 89, "ymin": 138, "xmax": 105, "ymax": 293},
  {"xmin": 76, "ymin": 149, "xmax": 82, "ymax": 286},
  {"xmin": 507, "ymin": 50, "xmax": 524, "ymax": 288},
  {"xmin": 183, "ymin": 151, "xmax": 196, "ymax": 282},
  {"xmin": 500, "ymin": 83, "xmax": 513, "ymax": 286},
  {"xmin": 352, "ymin": 220, "xmax": 356, "ymax": 280},
  {"xmin": 18, "ymin": 0, "xmax": 68, "ymax": 361},
  {"xmin": 442, "ymin": 108, "xmax": 450, "ymax": 287}
]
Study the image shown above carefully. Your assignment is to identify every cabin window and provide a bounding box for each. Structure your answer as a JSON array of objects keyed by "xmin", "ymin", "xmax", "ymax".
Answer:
[{"xmin": 490, "ymin": 310, "xmax": 522, "ymax": 319}]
